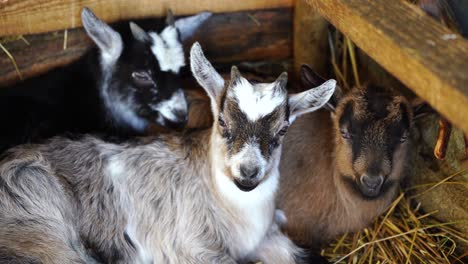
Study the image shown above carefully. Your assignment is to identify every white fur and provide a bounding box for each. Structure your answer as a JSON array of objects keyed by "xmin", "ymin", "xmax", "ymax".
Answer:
[
  {"xmin": 149, "ymin": 89, "xmax": 187, "ymax": 123},
  {"xmin": 211, "ymin": 134, "xmax": 280, "ymax": 259},
  {"xmin": 228, "ymin": 142, "xmax": 267, "ymax": 180},
  {"xmin": 100, "ymin": 85, "xmax": 148, "ymax": 132},
  {"xmin": 106, "ymin": 158, "xmax": 125, "ymax": 181},
  {"xmin": 125, "ymin": 223, "xmax": 153, "ymax": 264},
  {"xmin": 229, "ymin": 78, "xmax": 285, "ymax": 122},
  {"xmin": 250, "ymin": 229, "xmax": 302, "ymax": 264},
  {"xmin": 150, "ymin": 26, "xmax": 185, "ymax": 74},
  {"xmin": 274, "ymin": 209, "xmax": 287, "ymax": 227}
]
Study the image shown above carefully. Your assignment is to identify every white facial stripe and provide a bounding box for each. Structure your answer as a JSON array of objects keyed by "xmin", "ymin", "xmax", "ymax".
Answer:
[
  {"xmin": 229, "ymin": 78, "xmax": 285, "ymax": 121},
  {"xmin": 149, "ymin": 89, "xmax": 187, "ymax": 122},
  {"xmin": 149, "ymin": 26, "xmax": 185, "ymax": 74},
  {"xmin": 101, "ymin": 79, "xmax": 148, "ymax": 132},
  {"xmin": 229, "ymin": 142, "xmax": 267, "ymax": 180}
]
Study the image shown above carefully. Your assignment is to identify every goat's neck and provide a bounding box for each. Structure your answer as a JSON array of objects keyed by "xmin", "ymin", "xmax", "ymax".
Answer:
[
  {"xmin": 208, "ymin": 130, "xmax": 277, "ymax": 257},
  {"xmin": 332, "ymin": 165, "xmax": 393, "ymax": 233}
]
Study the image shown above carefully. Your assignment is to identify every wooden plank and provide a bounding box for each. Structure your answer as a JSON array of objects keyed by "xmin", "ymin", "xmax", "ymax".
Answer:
[
  {"xmin": 0, "ymin": 0, "xmax": 292, "ymax": 36},
  {"xmin": 307, "ymin": 0, "xmax": 468, "ymax": 133},
  {"xmin": 293, "ymin": 0, "xmax": 328, "ymax": 84},
  {"xmin": 0, "ymin": 8, "xmax": 292, "ymax": 86}
]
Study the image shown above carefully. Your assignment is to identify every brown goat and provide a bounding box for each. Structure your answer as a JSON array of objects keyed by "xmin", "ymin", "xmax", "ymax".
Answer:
[{"xmin": 277, "ymin": 65, "xmax": 427, "ymax": 250}]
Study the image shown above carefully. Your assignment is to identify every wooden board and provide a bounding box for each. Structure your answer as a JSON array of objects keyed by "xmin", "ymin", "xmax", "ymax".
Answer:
[
  {"xmin": 0, "ymin": 8, "xmax": 292, "ymax": 86},
  {"xmin": 307, "ymin": 0, "xmax": 468, "ymax": 133},
  {"xmin": 293, "ymin": 0, "xmax": 329, "ymax": 84},
  {"xmin": 0, "ymin": 0, "xmax": 292, "ymax": 36}
]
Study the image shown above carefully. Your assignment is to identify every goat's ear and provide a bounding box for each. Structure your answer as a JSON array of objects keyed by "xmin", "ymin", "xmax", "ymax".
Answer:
[
  {"xmin": 175, "ymin": 11, "xmax": 212, "ymax": 41},
  {"xmin": 272, "ymin": 71, "xmax": 288, "ymax": 94},
  {"xmin": 300, "ymin": 64, "xmax": 342, "ymax": 112},
  {"xmin": 288, "ymin": 79, "xmax": 336, "ymax": 123},
  {"xmin": 300, "ymin": 64, "xmax": 325, "ymax": 87},
  {"xmin": 411, "ymin": 98, "xmax": 436, "ymax": 120},
  {"xmin": 230, "ymin": 66, "xmax": 243, "ymax": 87},
  {"xmin": 166, "ymin": 9, "xmax": 176, "ymax": 27},
  {"xmin": 190, "ymin": 42, "xmax": 225, "ymax": 108},
  {"xmin": 81, "ymin": 7, "xmax": 123, "ymax": 64},
  {"xmin": 129, "ymin": 22, "xmax": 151, "ymax": 43}
]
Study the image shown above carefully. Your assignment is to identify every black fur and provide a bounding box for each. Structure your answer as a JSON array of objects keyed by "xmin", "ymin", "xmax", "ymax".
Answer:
[{"xmin": 0, "ymin": 12, "xmax": 187, "ymax": 155}]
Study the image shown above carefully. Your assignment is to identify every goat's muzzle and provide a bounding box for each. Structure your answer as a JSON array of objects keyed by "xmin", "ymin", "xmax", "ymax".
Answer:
[
  {"xmin": 234, "ymin": 178, "xmax": 259, "ymax": 192},
  {"xmin": 358, "ymin": 174, "xmax": 385, "ymax": 198},
  {"xmin": 163, "ymin": 111, "xmax": 188, "ymax": 130}
]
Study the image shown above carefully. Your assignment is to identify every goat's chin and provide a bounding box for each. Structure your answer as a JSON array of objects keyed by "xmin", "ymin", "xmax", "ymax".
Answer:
[
  {"xmin": 357, "ymin": 185, "xmax": 382, "ymax": 199},
  {"xmin": 341, "ymin": 175, "xmax": 386, "ymax": 200},
  {"xmin": 234, "ymin": 179, "xmax": 259, "ymax": 192}
]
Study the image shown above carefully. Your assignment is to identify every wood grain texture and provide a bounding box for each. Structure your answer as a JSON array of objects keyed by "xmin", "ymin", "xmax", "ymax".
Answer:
[
  {"xmin": 307, "ymin": 0, "xmax": 468, "ymax": 133},
  {"xmin": 0, "ymin": 0, "xmax": 292, "ymax": 36},
  {"xmin": 293, "ymin": 0, "xmax": 329, "ymax": 84},
  {"xmin": 0, "ymin": 9, "xmax": 292, "ymax": 85}
]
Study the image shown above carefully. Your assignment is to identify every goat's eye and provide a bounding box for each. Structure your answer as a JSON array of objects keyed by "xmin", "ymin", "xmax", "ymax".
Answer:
[
  {"xmin": 277, "ymin": 126, "xmax": 289, "ymax": 137},
  {"xmin": 340, "ymin": 129, "xmax": 351, "ymax": 140},
  {"xmin": 218, "ymin": 116, "xmax": 226, "ymax": 127},
  {"xmin": 269, "ymin": 139, "xmax": 279, "ymax": 154},
  {"xmin": 132, "ymin": 71, "xmax": 154, "ymax": 86}
]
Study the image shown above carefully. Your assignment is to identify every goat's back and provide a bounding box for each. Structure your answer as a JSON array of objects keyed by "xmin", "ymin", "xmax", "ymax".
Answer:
[
  {"xmin": 0, "ymin": 131, "xmax": 221, "ymax": 263},
  {"xmin": 0, "ymin": 147, "xmax": 99, "ymax": 263}
]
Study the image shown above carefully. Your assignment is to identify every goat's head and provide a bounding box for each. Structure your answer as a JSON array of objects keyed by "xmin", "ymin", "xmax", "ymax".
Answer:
[
  {"xmin": 334, "ymin": 86, "xmax": 413, "ymax": 199},
  {"xmin": 191, "ymin": 45, "xmax": 335, "ymax": 192},
  {"xmin": 81, "ymin": 8, "xmax": 211, "ymax": 130},
  {"xmin": 301, "ymin": 64, "xmax": 427, "ymax": 199}
]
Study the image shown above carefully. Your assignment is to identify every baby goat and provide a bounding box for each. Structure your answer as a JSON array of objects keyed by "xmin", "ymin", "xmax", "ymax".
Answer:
[
  {"xmin": 278, "ymin": 65, "xmax": 427, "ymax": 251},
  {"xmin": 0, "ymin": 8, "xmax": 210, "ymax": 154},
  {"xmin": 0, "ymin": 44, "xmax": 335, "ymax": 263}
]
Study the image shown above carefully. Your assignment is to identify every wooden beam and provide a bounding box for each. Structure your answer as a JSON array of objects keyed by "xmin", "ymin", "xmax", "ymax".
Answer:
[
  {"xmin": 307, "ymin": 0, "xmax": 468, "ymax": 133},
  {"xmin": 293, "ymin": 0, "xmax": 328, "ymax": 83},
  {"xmin": 0, "ymin": 0, "xmax": 292, "ymax": 36},
  {"xmin": 0, "ymin": 9, "xmax": 292, "ymax": 86}
]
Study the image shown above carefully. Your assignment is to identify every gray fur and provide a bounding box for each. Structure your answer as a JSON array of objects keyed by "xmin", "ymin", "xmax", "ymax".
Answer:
[{"xmin": 0, "ymin": 43, "xmax": 336, "ymax": 263}]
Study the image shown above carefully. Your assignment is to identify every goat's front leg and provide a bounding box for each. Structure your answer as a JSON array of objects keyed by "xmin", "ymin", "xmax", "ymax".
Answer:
[
  {"xmin": 246, "ymin": 210, "xmax": 304, "ymax": 264},
  {"xmin": 254, "ymin": 230, "xmax": 304, "ymax": 264}
]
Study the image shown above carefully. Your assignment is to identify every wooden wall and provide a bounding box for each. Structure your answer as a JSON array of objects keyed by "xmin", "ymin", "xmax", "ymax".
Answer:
[
  {"xmin": 0, "ymin": 8, "xmax": 293, "ymax": 85},
  {"xmin": 0, "ymin": 0, "xmax": 293, "ymax": 36}
]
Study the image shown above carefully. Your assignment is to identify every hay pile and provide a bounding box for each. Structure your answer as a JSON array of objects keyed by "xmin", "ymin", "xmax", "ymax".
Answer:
[{"xmin": 322, "ymin": 180, "xmax": 467, "ymax": 263}]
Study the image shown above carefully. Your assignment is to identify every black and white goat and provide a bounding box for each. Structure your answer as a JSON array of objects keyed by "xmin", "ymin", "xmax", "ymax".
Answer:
[{"xmin": 0, "ymin": 8, "xmax": 211, "ymax": 154}]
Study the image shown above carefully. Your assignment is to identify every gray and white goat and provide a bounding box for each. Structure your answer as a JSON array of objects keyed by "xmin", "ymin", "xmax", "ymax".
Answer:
[{"xmin": 0, "ymin": 43, "xmax": 335, "ymax": 263}]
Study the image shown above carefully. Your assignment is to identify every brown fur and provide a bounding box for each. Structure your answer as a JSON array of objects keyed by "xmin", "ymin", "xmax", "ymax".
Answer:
[{"xmin": 277, "ymin": 86, "xmax": 413, "ymax": 247}]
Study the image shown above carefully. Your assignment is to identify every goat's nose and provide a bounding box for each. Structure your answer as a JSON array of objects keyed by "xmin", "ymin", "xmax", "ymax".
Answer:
[
  {"xmin": 361, "ymin": 174, "xmax": 384, "ymax": 190},
  {"xmin": 175, "ymin": 110, "xmax": 188, "ymax": 123},
  {"xmin": 240, "ymin": 166, "xmax": 259, "ymax": 179},
  {"xmin": 166, "ymin": 111, "xmax": 188, "ymax": 130}
]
